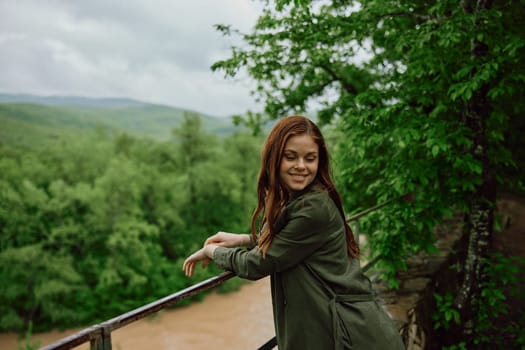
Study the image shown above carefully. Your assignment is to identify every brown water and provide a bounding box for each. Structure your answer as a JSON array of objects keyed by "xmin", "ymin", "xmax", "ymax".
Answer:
[{"xmin": 0, "ymin": 277, "xmax": 274, "ymax": 350}]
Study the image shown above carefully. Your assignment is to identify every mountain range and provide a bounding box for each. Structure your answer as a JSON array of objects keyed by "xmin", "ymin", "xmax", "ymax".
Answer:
[{"xmin": 0, "ymin": 93, "xmax": 239, "ymax": 146}]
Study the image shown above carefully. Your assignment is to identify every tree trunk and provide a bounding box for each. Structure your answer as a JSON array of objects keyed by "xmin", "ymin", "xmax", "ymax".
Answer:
[{"xmin": 452, "ymin": 1, "xmax": 496, "ymax": 346}]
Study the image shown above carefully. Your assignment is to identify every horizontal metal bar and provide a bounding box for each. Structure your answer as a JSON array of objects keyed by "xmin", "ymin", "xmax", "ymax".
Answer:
[
  {"xmin": 347, "ymin": 199, "xmax": 396, "ymax": 222},
  {"xmin": 101, "ymin": 271, "xmax": 235, "ymax": 332},
  {"xmin": 346, "ymin": 193, "xmax": 410, "ymax": 222},
  {"xmin": 257, "ymin": 336, "xmax": 277, "ymax": 350},
  {"xmin": 39, "ymin": 325, "xmax": 102, "ymax": 350},
  {"xmin": 361, "ymin": 254, "xmax": 383, "ymax": 273}
]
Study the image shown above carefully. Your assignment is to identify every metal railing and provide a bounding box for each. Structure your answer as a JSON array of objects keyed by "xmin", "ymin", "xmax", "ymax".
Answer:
[
  {"xmin": 39, "ymin": 195, "xmax": 404, "ymax": 350},
  {"xmin": 40, "ymin": 272, "xmax": 236, "ymax": 350}
]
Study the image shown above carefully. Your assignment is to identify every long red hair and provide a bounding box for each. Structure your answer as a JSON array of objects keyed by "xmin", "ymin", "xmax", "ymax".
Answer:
[{"xmin": 250, "ymin": 116, "xmax": 360, "ymax": 258}]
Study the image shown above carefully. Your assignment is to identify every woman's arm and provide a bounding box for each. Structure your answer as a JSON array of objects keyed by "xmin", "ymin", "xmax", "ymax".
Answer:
[
  {"xmin": 204, "ymin": 231, "xmax": 253, "ymax": 248},
  {"xmin": 213, "ymin": 192, "xmax": 333, "ymax": 280},
  {"xmin": 183, "ymin": 232, "xmax": 253, "ymax": 277},
  {"xmin": 183, "ymin": 245, "xmax": 218, "ymax": 277}
]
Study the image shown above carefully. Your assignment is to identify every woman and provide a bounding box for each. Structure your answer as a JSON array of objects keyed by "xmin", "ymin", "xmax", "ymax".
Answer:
[{"xmin": 183, "ymin": 116, "xmax": 405, "ymax": 350}]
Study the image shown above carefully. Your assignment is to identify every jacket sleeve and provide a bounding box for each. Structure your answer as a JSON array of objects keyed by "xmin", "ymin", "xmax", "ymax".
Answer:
[{"xmin": 213, "ymin": 192, "xmax": 331, "ymax": 280}]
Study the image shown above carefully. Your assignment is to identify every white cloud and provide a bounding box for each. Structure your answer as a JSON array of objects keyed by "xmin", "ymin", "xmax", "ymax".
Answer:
[{"xmin": 0, "ymin": 0, "xmax": 264, "ymax": 117}]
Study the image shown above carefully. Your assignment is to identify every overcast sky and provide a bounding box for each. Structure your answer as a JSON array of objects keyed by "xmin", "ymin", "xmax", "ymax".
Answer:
[{"xmin": 0, "ymin": 0, "xmax": 265, "ymax": 117}]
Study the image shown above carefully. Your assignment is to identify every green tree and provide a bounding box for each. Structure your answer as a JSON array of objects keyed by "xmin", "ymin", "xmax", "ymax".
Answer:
[
  {"xmin": 222, "ymin": 131, "xmax": 263, "ymax": 223},
  {"xmin": 212, "ymin": 0, "xmax": 525, "ymax": 346},
  {"xmin": 172, "ymin": 112, "xmax": 215, "ymax": 204}
]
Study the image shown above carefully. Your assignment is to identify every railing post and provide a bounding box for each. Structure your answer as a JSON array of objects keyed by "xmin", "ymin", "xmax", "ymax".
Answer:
[
  {"xmin": 102, "ymin": 325, "xmax": 112, "ymax": 350},
  {"xmin": 89, "ymin": 328, "xmax": 103, "ymax": 350},
  {"xmin": 89, "ymin": 325, "xmax": 112, "ymax": 350}
]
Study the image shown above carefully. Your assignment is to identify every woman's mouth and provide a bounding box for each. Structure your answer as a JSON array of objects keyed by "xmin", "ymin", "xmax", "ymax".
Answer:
[{"xmin": 290, "ymin": 174, "xmax": 308, "ymax": 181}]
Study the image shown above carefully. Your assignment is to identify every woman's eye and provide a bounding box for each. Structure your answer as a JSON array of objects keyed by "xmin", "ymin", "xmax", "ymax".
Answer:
[
  {"xmin": 306, "ymin": 157, "xmax": 316, "ymax": 162},
  {"xmin": 284, "ymin": 154, "xmax": 295, "ymax": 160}
]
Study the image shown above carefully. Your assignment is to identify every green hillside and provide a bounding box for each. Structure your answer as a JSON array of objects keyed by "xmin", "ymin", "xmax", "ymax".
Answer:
[
  {"xmin": 0, "ymin": 94, "xmax": 148, "ymax": 107},
  {"xmin": 0, "ymin": 104, "xmax": 95, "ymax": 147},
  {"xmin": 0, "ymin": 98, "xmax": 237, "ymax": 146}
]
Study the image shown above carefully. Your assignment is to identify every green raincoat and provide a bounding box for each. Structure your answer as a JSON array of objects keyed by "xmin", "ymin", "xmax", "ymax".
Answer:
[{"xmin": 213, "ymin": 185, "xmax": 405, "ymax": 350}]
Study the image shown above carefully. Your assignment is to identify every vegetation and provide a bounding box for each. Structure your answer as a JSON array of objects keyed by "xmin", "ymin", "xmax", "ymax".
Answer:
[
  {"xmin": 433, "ymin": 253, "xmax": 525, "ymax": 349},
  {"xmin": 0, "ymin": 110, "xmax": 263, "ymax": 332},
  {"xmin": 212, "ymin": 0, "xmax": 524, "ymax": 347}
]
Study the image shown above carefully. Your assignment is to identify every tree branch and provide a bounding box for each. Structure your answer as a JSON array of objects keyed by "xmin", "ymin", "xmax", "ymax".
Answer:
[{"xmin": 319, "ymin": 63, "xmax": 358, "ymax": 95}]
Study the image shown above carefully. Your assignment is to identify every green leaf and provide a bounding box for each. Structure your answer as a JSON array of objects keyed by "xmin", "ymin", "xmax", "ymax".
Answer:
[{"xmin": 432, "ymin": 145, "xmax": 439, "ymax": 157}]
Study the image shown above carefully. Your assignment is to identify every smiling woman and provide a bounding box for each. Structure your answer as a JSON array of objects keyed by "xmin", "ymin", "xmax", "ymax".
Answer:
[{"xmin": 183, "ymin": 116, "xmax": 405, "ymax": 350}]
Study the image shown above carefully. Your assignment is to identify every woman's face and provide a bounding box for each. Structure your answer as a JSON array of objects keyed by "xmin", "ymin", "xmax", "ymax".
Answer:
[{"xmin": 279, "ymin": 134, "xmax": 319, "ymax": 192}]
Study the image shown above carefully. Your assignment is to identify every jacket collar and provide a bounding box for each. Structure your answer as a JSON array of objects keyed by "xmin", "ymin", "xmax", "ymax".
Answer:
[{"xmin": 289, "ymin": 179, "xmax": 325, "ymax": 201}]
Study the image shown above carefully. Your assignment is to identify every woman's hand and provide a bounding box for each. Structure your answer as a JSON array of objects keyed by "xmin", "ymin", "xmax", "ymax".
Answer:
[
  {"xmin": 182, "ymin": 245, "xmax": 217, "ymax": 277},
  {"xmin": 205, "ymin": 231, "xmax": 251, "ymax": 248}
]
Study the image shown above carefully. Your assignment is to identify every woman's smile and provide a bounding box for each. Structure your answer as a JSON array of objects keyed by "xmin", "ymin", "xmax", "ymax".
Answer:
[{"xmin": 290, "ymin": 174, "xmax": 308, "ymax": 181}]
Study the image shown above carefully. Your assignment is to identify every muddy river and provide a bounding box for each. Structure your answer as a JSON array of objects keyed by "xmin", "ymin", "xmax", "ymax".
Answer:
[{"xmin": 0, "ymin": 277, "xmax": 274, "ymax": 350}]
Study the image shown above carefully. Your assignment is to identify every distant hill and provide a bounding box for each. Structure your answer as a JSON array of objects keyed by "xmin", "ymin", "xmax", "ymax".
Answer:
[
  {"xmin": 0, "ymin": 93, "xmax": 149, "ymax": 108},
  {"xmin": 0, "ymin": 93, "xmax": 240, "ymax": 146}
]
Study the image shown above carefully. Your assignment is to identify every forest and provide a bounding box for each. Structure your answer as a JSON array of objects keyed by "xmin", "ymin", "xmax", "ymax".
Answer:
[{"xmin": 0, "ymin": 110, "xmax": 264, "ymax": 332}]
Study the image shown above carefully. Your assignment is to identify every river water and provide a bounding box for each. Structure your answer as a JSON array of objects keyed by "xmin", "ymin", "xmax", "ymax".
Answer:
[{"xmin": 0, "ymin": 277, "xmax": 274, "ymax": 350}]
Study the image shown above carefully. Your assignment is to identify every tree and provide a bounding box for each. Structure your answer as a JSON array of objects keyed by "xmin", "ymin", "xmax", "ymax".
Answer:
[
  {"xmin": 172, "ymin": 112, "xmax": 216, "ymax": 208},
  {"xmin": 222, "ymin": 131, "xmax": 263, "ymax": 221},
  {"xmin": 212, "ymin": 0, "xmax": 525, "ymax": 346}
]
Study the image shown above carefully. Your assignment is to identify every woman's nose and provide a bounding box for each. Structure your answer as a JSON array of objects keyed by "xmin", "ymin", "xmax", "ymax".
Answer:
[{"xmin": 295, "ymin": 159, "xmax": 306, "ymax": 169}]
